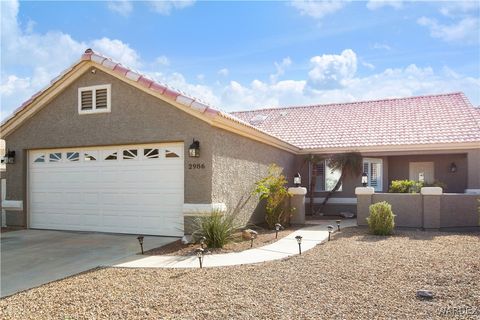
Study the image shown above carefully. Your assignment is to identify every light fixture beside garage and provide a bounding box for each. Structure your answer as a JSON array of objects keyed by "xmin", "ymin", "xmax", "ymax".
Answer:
[
  {"xmin": 449, "ymin": 162, "xmax": 457, "ymax": 173},
  {"xmin": 1, "ymin": 149, "xmax": 15, "ymax": 164},
  {"xmin": 189, "ymin": 139, "xmax": 200, "ymax": 157}
]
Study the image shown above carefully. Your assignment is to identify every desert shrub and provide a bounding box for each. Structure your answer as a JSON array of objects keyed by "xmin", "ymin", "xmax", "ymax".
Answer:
[
  {"xmin": 389, "ymin": 180, "xmax": 422, "ymax": 193},
  {"xmin": 192, "ymin": 209, "xmax": 238, "ymax": 248},
  {"xmin": 253, "ymin": 164, "xmax": 292, "ymax": 228},
  {"xmin": 367, "ymin": 201, "xmax": 395, "ymax": 235}
]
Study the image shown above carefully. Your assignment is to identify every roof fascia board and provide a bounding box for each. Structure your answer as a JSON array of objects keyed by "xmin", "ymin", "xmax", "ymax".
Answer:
[
  {"xmin": 299, "ymin": 141, "xmax": 480, "ymax": 154},
  {"xmin": 1, "ymin": 62, "xmax": 92, "ymax": 138}
]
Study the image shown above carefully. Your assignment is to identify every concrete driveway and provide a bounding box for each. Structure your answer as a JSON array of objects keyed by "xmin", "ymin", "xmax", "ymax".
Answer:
[{"xmin": 1, "ymin": 229, "xmax": 177, "ymax": 297}]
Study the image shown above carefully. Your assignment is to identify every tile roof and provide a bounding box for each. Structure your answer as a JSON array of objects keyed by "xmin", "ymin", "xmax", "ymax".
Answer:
[{"xmin": 231, "ymin": 92, "xmax": 480, "ymax": 150}]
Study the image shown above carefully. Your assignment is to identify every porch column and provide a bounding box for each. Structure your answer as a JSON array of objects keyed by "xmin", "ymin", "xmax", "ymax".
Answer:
[
  {"xmin": 288, "ymin": 187, "xmax": 307, "ymax": 224},
  {"xmin": 421, "ymin": 187, "xmax": 442, "ymax": 229},
  {"xmin": 466, "ymin": 149, "xmax": 480, "ymax": 194},
  {"xmin": 355, "ymin": 187, "xmax": 375, "ymax": 226}
]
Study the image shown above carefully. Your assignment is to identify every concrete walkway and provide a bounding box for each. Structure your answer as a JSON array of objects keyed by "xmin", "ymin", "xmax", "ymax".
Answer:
[{"xmin": 115, "ymin": 219, "xmax": 356, "ymax": 269}]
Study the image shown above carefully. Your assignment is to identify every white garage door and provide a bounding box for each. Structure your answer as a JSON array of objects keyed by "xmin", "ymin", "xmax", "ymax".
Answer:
[{"xmin": 28, "ymin": 143, "xmax": 184, "ymax": 236}]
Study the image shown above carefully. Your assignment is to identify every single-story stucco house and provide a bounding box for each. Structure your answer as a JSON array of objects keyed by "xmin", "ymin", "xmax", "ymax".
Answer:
[{"xmin": 1, "ymin": 49, "xmax": 479, "ymax": 236}]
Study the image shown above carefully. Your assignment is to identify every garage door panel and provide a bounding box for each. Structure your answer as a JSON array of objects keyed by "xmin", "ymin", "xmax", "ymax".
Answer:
[{"xmin": 29, "ymin": 143, "xmax": 184, "ymax": 236}]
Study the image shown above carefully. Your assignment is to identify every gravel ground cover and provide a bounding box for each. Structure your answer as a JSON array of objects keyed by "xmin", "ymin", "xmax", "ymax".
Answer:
[
  {"xmin": 1, "ymin": 227, "xmax": 479, "ymax": 320},
  {"xmin": 145, "ymin": 226, "xmax": 300, "ymax": 256}
]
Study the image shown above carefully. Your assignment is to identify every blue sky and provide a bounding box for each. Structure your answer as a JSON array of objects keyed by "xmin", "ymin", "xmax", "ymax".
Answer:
[{"xmin": 1, "ymin": 0, "xmax": 479, "ymax": 120}]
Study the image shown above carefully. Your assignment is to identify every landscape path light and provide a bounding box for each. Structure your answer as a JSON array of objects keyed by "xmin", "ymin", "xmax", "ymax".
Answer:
[
  {"xmin": 199, "ymin": 236, "xmax": 206, "ymax": 249},
  {"xmin": 295, "ymin": 235, "xmax": 303, "ymax": 255},
  {"xmin": 336, "ymin": 220, "xmax": 341, "ymax": 231},
  {"xmin": 249, "ymin": 230, "xmax": 258, "ymax": 248},
  {"xmin": 137, "ymin": 235, "xmax": 144, "ymax": 254},
  {"xmin": 275, "ymin": 223, "xmax": 282, "ymax": 239},
  {"xmin": 327, "ymin": 225, "xmax": 334, "ymax": 241},
  {"xmin": 293, "ymin": 173, "xmax": 301, "ymax": 187},
  {"xmin": 196, "ymin": 248, "xmax": 204, "ymax": 268}
]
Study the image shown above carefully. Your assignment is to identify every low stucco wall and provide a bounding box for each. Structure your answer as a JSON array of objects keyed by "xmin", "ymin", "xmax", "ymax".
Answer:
[
  {"xmin": 357, "ymin": 189, "xmax": 479, "ymax": 229},
  {"xmin": 371, "ymin": 194, "xmax": 422, "ymax": 228},
  {"xmin": 441, "ymin": 194, "xmax": 479, "ymax": 227}
]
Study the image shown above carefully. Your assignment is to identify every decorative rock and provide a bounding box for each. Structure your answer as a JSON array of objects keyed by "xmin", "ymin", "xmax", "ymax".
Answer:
[
  {"xmin": 181, "ymin": 235, "xmax": 194, "ymax": 244},
  {"xmin": 340, "ymin": 212, "xmax": 355, "ymax": 218},
  {"xmin": 416, "ymin": 290, "xmax": 434, "ymax": 299},
  {"xmin": 242, "ymin": 229, "xmax": 258, "ymax": 240}
]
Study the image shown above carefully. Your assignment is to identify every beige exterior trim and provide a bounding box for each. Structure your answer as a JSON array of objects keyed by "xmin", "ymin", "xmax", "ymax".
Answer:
[
  {"xmin": 300, "ymin": 141, "xmax": 480, "ymax": 154},
  {"xmin": 1, "ymin": 62, "xmax": 92, "ymax": 138}
]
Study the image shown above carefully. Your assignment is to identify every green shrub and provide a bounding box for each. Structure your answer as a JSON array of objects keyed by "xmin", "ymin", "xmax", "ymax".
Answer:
[
  {"xmin": 192, "ymin": 209, "xmax": 238, "ymax": 248},
  {"xmin": 367, "ymin": 201, "xmax": 395, "ymax": 235},
  {"xmin": 253, "ymin": 164, "xmax": 292, "ymax": 228},
  {"xmin": 389, "ymin": 180, "xmax": 422, "ymax": 193}
]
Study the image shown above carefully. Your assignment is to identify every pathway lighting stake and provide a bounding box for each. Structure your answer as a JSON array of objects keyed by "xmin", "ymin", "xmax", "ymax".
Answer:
[
  {"xmin": 196, "ymin": 248, "xmax": 204, "ymax": 268},
  {"xmin": 249, "ymin": 230, "xmax": 258, "ymax": 248},
  {"xmin": 137, "ymin": 235, "xmax": 144, "ymax": 254},
  {"xmin": 295, "ymin": 235, "xmax": 303, "ymax": 255},
  {"xmin": 275, "ymin": 223, "xmax": 282, "ymax": 239},
  {"xmin": 327, "ymin": 225, "xmax": 334, "ymax": 241},
  {"xmin": 336, "ymin": 220, "xmax": 341, "ymax": 231},
  {"xmin": 200, "ymin": 236, "xmax": 206, "ymax": 249},
  {"xmin": 362, "ymin": 172, "xmax": 368, "ymax": 187}
]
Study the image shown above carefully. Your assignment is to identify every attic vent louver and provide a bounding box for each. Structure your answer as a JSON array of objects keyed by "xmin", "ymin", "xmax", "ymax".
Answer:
[{"xmin": 250, "ymin": 114, "xmax": 268, "ymax": 125}]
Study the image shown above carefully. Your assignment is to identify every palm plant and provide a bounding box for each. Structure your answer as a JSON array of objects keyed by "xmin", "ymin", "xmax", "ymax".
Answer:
[
  {"xmin": 318, "ymin": 152, "xmax": 363, "ymax": 213},
  {"xmin": 304, "ymin": 154, "xmax": 326, "ymax": 215}
]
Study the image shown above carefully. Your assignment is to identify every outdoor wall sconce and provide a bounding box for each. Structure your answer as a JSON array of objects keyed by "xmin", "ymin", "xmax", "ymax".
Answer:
[
  {"xmin": 327, "ymin": 225, "xmax": 334, "ymax": 241},
  {"xmin": 196, "ymin": 248, "xmax": 204, "ymax": 268},
  {"xmin": 137, "ymin": 235, "xmax": 144, "ymax": 254},
  {"xmin": 294, "ymin": 173, "xmax": 301, "ymax": 187},
  {"xmin": 450, "ymin": 162, "xmax": 457, "ymax": 173},
  {"xmin": 199, "ymin": 236, "xmax": 206, "ymax": 249},
  {"xmin": 188, "ymin": 139, "xmax": 200, "ymax": 157},
  {"xmin": 295, "ymin": 235, "xmax": 303, "ymax": 255},
  {"xmin": 1, "ymin": 150, "xmax": 15, "ymax": 164},
  {"xmin": 336, "ymin": 220, "xmax": 341, "ymax": 231},
  {"xmin": 275, "ymin": 223, "xmax": 282, "ymax": 239},
  {"xmin": 249, "ymin": 230, "xmax": 258, "ymax": 248},
  {"xmin": 361, "ymin": 172, "xmax": 368, "ymax": 187}
]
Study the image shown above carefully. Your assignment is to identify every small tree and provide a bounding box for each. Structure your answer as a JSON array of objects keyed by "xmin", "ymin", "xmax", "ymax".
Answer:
[{"xmin": 253, "ymin": 164, "xmax": 291, "ymax": 228}]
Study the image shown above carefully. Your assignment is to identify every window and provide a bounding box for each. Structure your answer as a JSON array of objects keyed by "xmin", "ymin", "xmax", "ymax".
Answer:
[
  {"xmin": 123, "ymin": 149, "xmax": 138, "ymax": 160},
  {"xmin": 66, "ymin": 152, "xmax": 79, "ymax": 162},
  {"xmin": 363, "ymin": 158, "xmax": 383, "ymax": 191},
  {"xmin": 165, "ymin": 149, "xmax": 180, "ymax": 158},
  {"xmin": 144, "ymin": 148, "xmax": 160, "ymax": 159},
  {"xmin": 313, "ymin": 160, "xmax": 342, "ymax": 192},
  {"xmin": 104, "ymin": 152, "xmax": 118, "ymax": 160},
  {"xmin": 49, "ymin": 152, "xmax": 62, "ymax": 162},
  {"xmin": 84, "ymin": 152, "xmax": 97, "ymax": 161},
  {"xmin": 78, "ymin": 84, "xmax": 111, "ymax": 114},
  {"xmin": 33, "ymin": 154, "xmax": 45, "ymax": 163}
]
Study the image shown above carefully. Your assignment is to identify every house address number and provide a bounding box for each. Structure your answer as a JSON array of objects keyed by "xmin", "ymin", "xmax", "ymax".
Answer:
[{"xmin": 188, "ymin": 163, "xmax": 205, "ymax": 169}]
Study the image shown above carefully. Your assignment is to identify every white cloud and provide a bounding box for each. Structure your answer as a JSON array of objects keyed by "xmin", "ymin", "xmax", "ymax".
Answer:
[
  {"xmin": 372, "ymin": 42, "xmax": 391, "ymax": 50},
  {"xmin": 270, "ymin": 57, "xmax": 292, "ymax": 83},
  {"xmin": 107, "ymin": 0, "xmax": 133, "ymax": 17},
  {"xmin": 0, "ymin": 75, "xmax": 30, "ymax": 96},
  {"xmin": 361, "ymin": 61, "xmax": 375, "ymax": 70},
  {"xmin": 155, "ymin": 55, "xmax": 170, "ymax": 66},
  {"xmin": 290, "ymin": 0, "xmax": 347, "ymax": 19},
  {"xmin": 90, "ymin": 38, "xmax": 142, "ymax": 69},
  {"xmin": 149, "ymin": 0, "xmax": 196, "ymax": 15},
  {"xmin": 307, "ymin": 49, "xmax": 357, "ymax": 89},
  {"xmin": 418, "ymin": 16, "xmax": 479, "ymax": 44},
  {"xmin": 218, "ymin": 68, "xmax": 229, "ymax": 76},
  {"xmin": 366, "ymin": 0, "xmax": 403, "ymax": 10}
]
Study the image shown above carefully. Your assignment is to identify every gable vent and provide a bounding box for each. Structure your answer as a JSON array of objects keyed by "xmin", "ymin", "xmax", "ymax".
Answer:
[
  {"xmin": 96, "ymin": 88, "xmax": 108, "ymax": 109},
  {"xmin": 78, "ymin": 84, "xmax": 111, "ymax": 114},
  {"xmin": 81, "ymin": 90, "xmax": 93, "ymax": 110}
]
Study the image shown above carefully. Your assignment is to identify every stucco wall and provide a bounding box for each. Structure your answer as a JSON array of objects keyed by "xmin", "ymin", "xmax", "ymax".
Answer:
[
  {"xmin": 372, "ymin": 193, "xmax": 423, "ymax": 227},
  {"xmin": 211, "ymin": 128, "xmax": 296, "ymax": 226},
  {"xmin": 440, "ymin": 194, "xmax": 479, "ymax": 227},
  {"xmin": 388, "ymin": 153, "xmax": 468, "ymax": 193},
  {"xmin": 3, "ymin": 68, "xmax": 215, "ymax": 226}
]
